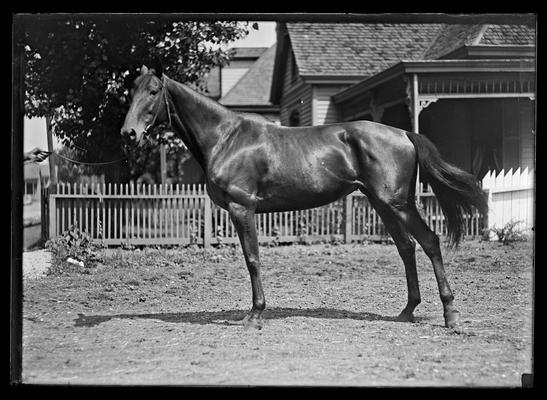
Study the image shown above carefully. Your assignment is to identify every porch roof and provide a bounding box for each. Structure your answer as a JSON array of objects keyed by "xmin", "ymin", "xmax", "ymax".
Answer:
[{"xmin": 332, "ymin": 58, "xmax": 536, "ymax": 104}]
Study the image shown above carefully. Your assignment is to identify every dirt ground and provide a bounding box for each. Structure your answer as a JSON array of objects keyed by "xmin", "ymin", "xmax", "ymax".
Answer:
[{"xmin": 21, "ymin": 240, "xmax": 534, "ymax": 387}]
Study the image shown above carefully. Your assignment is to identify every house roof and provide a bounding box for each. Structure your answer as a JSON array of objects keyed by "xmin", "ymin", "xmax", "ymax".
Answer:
[
  {"xmin": 423, "ymin": 24, "xmax": 536, "ymax": 59},
  {"xmin": 219, "ymin": 44, "xmax": 277, "ymax": 107},
  {"xmin": 198, "ymin": 47, "xmax": 270, "ymax": 100},
  {"xmin": 286, "ymin": 23, "xmax": 444, "ymax": 78},
  {"xmin": 229, "ymin": 47, "xmax": 269, "ymax": 59},
  {"xmin": 481, "ymin": 24, "xmax": 536, "ymax": 45},
  {"xmin": 271, "ymin": 22, "xmax": 536, "ymax": 103}
]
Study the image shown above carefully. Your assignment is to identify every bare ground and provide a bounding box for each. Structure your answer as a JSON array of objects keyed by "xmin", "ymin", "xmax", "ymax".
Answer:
[{"xmin": 21, "ymin": 240, "xmax": 534, "ymax": 387}]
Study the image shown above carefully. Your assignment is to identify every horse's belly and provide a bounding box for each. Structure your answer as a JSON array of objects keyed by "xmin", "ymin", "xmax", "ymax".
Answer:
[{"xmin": 255, "ymin": 178, "xmax": 357, "ymax": 213}]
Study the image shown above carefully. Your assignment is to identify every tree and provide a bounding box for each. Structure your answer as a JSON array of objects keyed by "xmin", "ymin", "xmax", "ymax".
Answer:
[{"xmin": 24, "ymin": 16, "xmax": 253, "ymax": 182}]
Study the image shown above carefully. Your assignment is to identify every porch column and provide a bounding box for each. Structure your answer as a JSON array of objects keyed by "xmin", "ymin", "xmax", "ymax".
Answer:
[
  {"xmin": 409, "ymin": 74, "xmax": 438, "ymax": 195},
  {"xmin": 411, "ymin": 74, "xmax": 421, "ymax": 195},
  {"xmin": 412, "ymin": 74, "xmax": 420, "ymax": 134}
]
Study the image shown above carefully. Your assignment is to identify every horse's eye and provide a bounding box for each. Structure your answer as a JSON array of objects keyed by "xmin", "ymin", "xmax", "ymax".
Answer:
[{"xmin": 150, "ymin": 90, "xmax": 158, "ymax": 96}]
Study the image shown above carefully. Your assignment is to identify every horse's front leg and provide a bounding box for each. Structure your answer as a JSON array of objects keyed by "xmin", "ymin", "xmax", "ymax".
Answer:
[{"xmin": 228, "ymin": 201, "xmax": 266, "ymax": 329}]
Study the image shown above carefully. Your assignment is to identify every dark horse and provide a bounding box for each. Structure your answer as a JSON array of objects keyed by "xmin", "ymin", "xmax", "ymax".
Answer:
[{"xmin": 121, "ymin": 63, "xmax": 488, "ymax": 330}]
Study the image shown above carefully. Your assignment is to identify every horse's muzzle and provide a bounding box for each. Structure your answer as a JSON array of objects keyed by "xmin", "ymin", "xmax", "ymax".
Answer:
[
  {"xmin": 121, "ymin": 127, "xmax": 146, "ymax": 148},
  {"xmin": 121, "ymin": 127, "xmax": 137, "ymax": 141}
]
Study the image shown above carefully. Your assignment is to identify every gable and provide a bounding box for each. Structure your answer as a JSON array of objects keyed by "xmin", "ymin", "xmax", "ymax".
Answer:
[
  {"xmin": 423, "ymin": 24, "xmax": 536, "ymax": 59},
  {"xmin": 219, "ymin": 44, "xmax": 277, "ymax": 106}
]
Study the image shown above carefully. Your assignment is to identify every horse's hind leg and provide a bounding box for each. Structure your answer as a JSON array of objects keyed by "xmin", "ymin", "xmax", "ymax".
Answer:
[
  {"xmin": 395, "ymin": 205, "xmax": 460, "ymax": 329},
  {"xmin": 371, "ymin": 199, "xmax": 421, "ymax": 322}
]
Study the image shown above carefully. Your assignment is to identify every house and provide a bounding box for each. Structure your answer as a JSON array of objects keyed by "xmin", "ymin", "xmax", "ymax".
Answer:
[
  {"xmin": 271, "ymin": 23, "xmax": 443, "ymax": 126},
  {"xmin": 24, "ymin": 163, "xmax": 49, "ymax": 202},
  {"xmin": 201, "ymin": 45, "xmax": 279, "ymax": 122},
  {"xmin": 218, "ymin": 44, "xmax": 279, "ymax": 124},
  {"xmin": 270, "ymin": 22, "xmax": 536, "ymax": 179}
]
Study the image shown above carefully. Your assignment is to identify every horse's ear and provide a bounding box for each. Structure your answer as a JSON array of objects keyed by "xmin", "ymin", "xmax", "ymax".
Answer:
[
  {"xmin": 151, "ymin": 56, "xmax": 164, "ymax": 78},
  {"xmin": 124, "ymin": 70, "xmax": 139, "ymax": 89},
  {"xmin": 140, "ymin": 65, "xmax": 149, "ymax": 75}
]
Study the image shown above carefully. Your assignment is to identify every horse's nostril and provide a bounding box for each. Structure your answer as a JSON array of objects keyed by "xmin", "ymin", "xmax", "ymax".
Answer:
[{"xmin": 122, "ymin": 128, "xmax": 137, "ymax": 140}]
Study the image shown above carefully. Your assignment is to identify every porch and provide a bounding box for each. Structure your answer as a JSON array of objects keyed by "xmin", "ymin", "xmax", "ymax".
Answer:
[{"xmin": 333, "ymin": 59, "xmax": 535, "ymax": 179}]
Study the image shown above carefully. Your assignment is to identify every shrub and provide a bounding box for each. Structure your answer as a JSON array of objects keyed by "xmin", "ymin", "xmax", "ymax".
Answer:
[
  {"xmin": 45, "ymin": 224, "xmax": 105, "ymax": 275},
  {"xmin": 489, "ymin": 219, "xmax": 530, "ymax": 245}
]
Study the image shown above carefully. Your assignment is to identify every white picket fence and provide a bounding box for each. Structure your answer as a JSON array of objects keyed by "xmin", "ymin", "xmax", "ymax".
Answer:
[
  {"xmin": 43, "ymin": 182, "xmax": 485, "ymax": 247},
  {"xmin": 41, "ymin": 168, "xmax": 534, "ymax": 246},
  {"xmin": 482, "ymin": 167, "xmax": 535, "ymax": 235}
]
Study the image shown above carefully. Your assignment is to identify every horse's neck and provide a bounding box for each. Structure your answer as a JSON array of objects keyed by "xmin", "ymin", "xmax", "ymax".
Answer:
[{"xmin": 165, "ymin": 76, "xmax": 236, "ymax": 169}]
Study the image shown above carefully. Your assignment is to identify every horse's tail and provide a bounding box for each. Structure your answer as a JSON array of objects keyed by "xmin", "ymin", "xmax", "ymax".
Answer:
[{"xmin": 406, "ymin": 132, "xmax": 488, "ymax": 247}]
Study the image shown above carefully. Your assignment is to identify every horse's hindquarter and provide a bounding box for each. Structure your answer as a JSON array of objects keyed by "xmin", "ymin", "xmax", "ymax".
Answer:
[{"xmin": 345, "ymin": 120, "xmax": 417, "ymax": 200}]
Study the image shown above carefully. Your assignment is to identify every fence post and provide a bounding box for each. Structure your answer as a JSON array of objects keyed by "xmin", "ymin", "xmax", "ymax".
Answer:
[
  {"xmin": 344, "ymin": 194, "xmax": 352, "ymax": 243},
  {"xmin": 203, "ymin": 195, "xmax": 212, "ymax": 248},
  {"xmin": 40, "ymin": 186, "xmax": 48, "ymax": 242},
  {"xmin": 48, "ymin": 184, "xmax": 57, "ymax": 239}
]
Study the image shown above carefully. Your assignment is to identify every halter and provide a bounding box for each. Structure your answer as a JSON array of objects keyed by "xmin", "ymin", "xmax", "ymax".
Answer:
[{"xmin": 143, "ymin": 75, "xmax": 173, "ymax": 135}]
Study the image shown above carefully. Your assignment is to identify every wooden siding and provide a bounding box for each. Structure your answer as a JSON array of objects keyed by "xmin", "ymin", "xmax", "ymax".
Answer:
[
  {"xmin": 282, "ymin": 50, "xmax": 298, "ymax": 95},
  {"xmin": 278, "ymin": 48, "xmax": 312, "ymax": 126},
  {"xmin": 280, "ymin": 81, "xmax": 313, "ymax": 126},
  {"xmin": 312, "ymin": 85, "xmax": 348, "ymax": 125}
]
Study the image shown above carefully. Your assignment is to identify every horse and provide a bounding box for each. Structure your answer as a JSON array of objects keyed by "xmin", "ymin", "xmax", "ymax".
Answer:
[{"xmin": 121, "ymin": 61, "xmax": 488, "ymax": 330}]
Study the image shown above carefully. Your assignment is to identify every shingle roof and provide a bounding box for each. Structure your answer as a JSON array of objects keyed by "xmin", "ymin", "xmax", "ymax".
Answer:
[
  {"xmin": 199, "ymin": 47, "xmax": 270, "ymax": 99},
  {"xmin": 423, "ymin": 24, "xmax": 536, "ymax": 59},
  {"xmin": 480, "ymin": 24, "xmax": 536, "ymax": 46},
  {"xmin": 423, "ymin": 24, "xmax": 486, "ymax": 59},
  {"xmin": 219, "ymin": 44, "xmax": 277, "ymax": 106},
  {"xmin": 286, "ymin": 23, "xmax": 443, "ymax": 78}
]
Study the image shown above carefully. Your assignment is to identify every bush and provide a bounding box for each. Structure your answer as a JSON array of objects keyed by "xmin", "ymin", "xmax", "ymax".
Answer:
[
  {"xmin": 489, "ymin": 219, "xmax": 530, "ymax": 245},
  {"xmin": 45, "ymin": 224, "xmax": 105, "ymax": 275}
]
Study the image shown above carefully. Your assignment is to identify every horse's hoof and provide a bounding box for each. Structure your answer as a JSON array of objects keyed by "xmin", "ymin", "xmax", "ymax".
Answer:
[
  {"xmin": 395, "ymin": 311, "xmax": 416, "ymax": 323},
  {"xmin": 242, "ymin": 313, "xmax": 264, "ymax": 330},
  {"xmin": 444, "ymin": 310, "xmax": 461, "ymax": 329}
]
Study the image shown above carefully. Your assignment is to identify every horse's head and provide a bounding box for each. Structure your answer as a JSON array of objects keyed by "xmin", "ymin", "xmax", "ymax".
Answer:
[{"xmin": 120, "ymin": 61, "xmax": 168, "ymax": 146}]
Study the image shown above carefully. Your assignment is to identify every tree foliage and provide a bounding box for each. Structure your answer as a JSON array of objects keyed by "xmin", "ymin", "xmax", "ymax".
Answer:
[{"xmin": 24, "ymin": 16, "xmax": 253, "ymax": 182}]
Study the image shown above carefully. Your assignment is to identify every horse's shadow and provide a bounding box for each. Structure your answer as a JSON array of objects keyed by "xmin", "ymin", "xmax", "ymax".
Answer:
[{"xmin": 74, "ymin": 307, "xmax": 428, "ymax": 328}]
